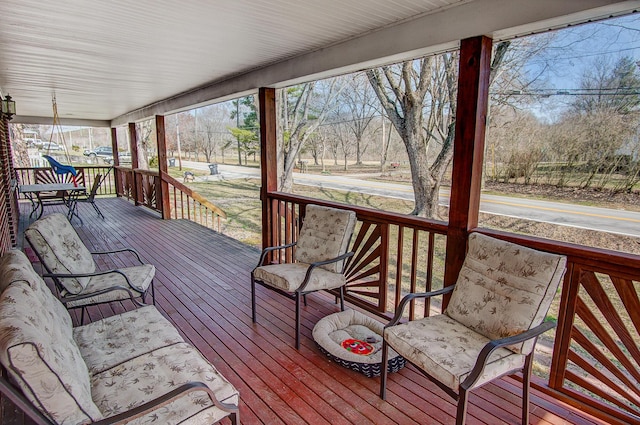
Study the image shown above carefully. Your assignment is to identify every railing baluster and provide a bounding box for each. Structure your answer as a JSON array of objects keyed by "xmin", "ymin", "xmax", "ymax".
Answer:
[
  {"xmin": 395, "ymin": 226, "xmax": 404, "ymax": 311},
  {"xmin": 424, "ymin": 232, "xmax": 435, "ymax": 317},
  {"xmin": 409, "ymin": 229, "xmax": 419, "ymax": 320}
]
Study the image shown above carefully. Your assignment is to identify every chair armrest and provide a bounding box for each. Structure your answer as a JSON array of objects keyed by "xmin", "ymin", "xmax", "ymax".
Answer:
[
  {"xmin": 43, "ymin": 269, "xmax": 142, "ymax": 291},
  {"xmin": 254, "ymin": 242, "xmax": 297, "ymax": 269},
  {"xmin": 90, "ymin": 381, "xmax": 239, "ymax": 425},
  {"xmin": 297, "ymin": 251, "xmax": 355, "ymax": 293},
  {"xmin": 58, "ymin": 285, "xmax": 144, "ymax": 307},
  {"xmin": 386, "ymin": 285, "xmax": 455, "ymax": 328},
  {"xmin": 91, "ymin": 247, "xmax": 144, "ymax": 265},
  {"xmin": 461, "ymin": 320, "xmax": 557, "ymax": 390}
]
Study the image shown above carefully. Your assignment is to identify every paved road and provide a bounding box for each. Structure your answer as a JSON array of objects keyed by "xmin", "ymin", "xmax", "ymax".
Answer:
[{"xmin": 181, "ymin": 161, "xmax": 640, "ymax": 237}]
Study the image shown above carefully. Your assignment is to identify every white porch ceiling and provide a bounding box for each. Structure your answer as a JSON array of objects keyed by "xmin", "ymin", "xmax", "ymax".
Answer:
[{"xmin": 1, "ymin": 0, "xmax": 639, "ymax": 126}]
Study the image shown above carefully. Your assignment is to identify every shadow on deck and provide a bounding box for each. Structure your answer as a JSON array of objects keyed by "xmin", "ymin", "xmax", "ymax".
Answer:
[{"xmin": 6, "ymin": 197, "xmax": 608, "ymax": 425}]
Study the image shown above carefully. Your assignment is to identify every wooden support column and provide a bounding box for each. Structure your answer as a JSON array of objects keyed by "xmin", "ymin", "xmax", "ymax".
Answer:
[
  {"xmin": 128, "ymin": 122, "xmax": 141, "ymax": 205},
  {"xmin": 155, "ymin": 115, "xmax": 171, "ymax": 219},
  {"xmin": 110, "ymin": 128, "xmax": 120, "ymax": 197},
  {"xmin": 443, "ymin": 36, "xmax": 492, "ymax": 304},
  {"xmin": 110, "ymin": 128, "xmax": 120, "ymax": 167},
  {"xmin": 259, "ymin": 87, "xmax": 278, "ymax": 251}
]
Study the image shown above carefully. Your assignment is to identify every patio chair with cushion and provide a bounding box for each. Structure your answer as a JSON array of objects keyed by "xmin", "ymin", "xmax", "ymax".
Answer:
[
  {"xmin": 25, "ymin": 213, "xmax": 155, "ymax": 324},
  {"xmin": 75, "ymin": 173, "xmax": 105, "ymax": 219},
  {"xmin": 251, "ymin": 204, "xmax": 357, "ymax": 349},
  {"xmin": 380, "ymin": 232, "xmax": 567, "ymax": 425}
]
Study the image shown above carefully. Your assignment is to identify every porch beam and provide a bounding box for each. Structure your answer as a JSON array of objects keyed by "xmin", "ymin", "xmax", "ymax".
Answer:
[
  {"xmin": 155, "ymin": 115, "xmax": 171, "ymax": 219},
  {"xmin": 443, "ymin": 36, "xmax": 493, "ymax": 303},
  {"xmin": 259, "ymin": 87, "xmax": 277, "ymax": 250}
]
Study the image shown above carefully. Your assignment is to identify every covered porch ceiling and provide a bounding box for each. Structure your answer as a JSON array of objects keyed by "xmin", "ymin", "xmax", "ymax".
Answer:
[{"xmin": 1, "ymin": 0, "xmax": 639, "ymax": 127}]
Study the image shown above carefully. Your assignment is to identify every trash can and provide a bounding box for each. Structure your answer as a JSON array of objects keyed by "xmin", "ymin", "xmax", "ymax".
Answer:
[
  {"xmin": 168, "ymin": 158, "xmax": 176, "ymax": 167},
  {"xmin": 208, "ymin": 163, "xmax": 218, "ymax": 175}
]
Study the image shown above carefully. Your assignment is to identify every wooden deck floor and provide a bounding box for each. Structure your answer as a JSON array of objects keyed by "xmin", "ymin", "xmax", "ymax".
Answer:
[{"xmin": 6, "ymin": 197, "xmax": 610, "ymax": 425}]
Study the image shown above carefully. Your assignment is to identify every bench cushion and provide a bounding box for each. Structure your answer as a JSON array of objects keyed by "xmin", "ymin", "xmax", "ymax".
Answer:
[
  {"xmin": 74, "ymin": 305, "xmax": 185, "ymax": 375},
  {"xmin": 65, "ymin": 264, "xmax": 155, "ymax": 308},
  {"xmin": 0, "ymin": 250, "xmax": 102, "ymax": 424},
  {"xmin": 92, "ymin": 342, "xmax": 239, "ymax": 424}
]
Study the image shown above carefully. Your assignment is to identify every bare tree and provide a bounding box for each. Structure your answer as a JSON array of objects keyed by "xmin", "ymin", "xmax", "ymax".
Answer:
[
  {"xmin": 331, "ymin": 122, "xmax": 354, "ymax": 171},
  {"xmin": 135, "ymin": 120, "xmax": 155, "ymax": 169},
  {"xmin": 562, "ymin": 56, "xmax": 640, "ymax": 189},
  {"xmin": 278, "ymin": 79, "xmax": 344, "ymax": 191},
  {"xmin": 367, "ymin": 54, "xmax": 458, "ymax": 217},
  {"xmin": 339, "ymin": 73, "xmax": 378, "ymax": 165},
  {"xmin": 199, "ymin": 104, "xmax": 233, "ymax": 162}
]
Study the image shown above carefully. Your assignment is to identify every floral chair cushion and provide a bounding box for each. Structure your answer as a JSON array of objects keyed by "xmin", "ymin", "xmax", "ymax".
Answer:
[
  {"xmin": 384, "ymin": 314, "xmax": 525, "ymax": 391},
  {"xmin": 0, "ymin": 250, "xmax": 73, "ymax": 334},
  {"xmin": 445, "ymin": 233, "xmax": 566, "ymax": 354},
  {"xmin": 253, "ymin": 262, "xmax": 346, "ymax": 292},
  {"xmin": 0, "ymin": 250, "xmax": 42, "ymax": 293},
  {"xmin": 0, "ymin": 274, "xmax": 102, "ymax": 424},
  {"xmin": 25, "ymin": 213, "xmax": 95, "ymax": 294},
  {"xmin": 65, "ymin": 264, "xmax": 155, "ymax": 308},
  {"xmin": 91, "ymin": 343, "xmax": 239, "ymax": 424},
  {"xmin": 295, "ymin": 205, "xmax": 357, "ymax": 273},
  {"xmin": 73, "ymin": 305, "xmax": 185, "ymax": 375}
]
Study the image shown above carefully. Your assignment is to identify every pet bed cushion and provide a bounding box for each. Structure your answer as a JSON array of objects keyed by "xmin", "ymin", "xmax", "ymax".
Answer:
[{"xmin": 312, "ymin": 309, "xmax": 405, "ymax": 377}]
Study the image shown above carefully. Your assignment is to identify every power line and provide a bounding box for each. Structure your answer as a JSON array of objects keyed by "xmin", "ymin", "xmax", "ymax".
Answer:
[{"xmin": 492, "ymin": 87, "xmax": 640, "ymax": 96}]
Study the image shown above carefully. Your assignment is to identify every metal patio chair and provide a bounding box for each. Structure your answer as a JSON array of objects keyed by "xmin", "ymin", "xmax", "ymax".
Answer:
[
  {"xmin": 380, "ymin": 232, "xmax": 567, "ymax": 425},
  {"xmin": 25, "ymin": 213, "xmax": 155, "ymax": 323},
  {"xmin": 75, "ymin": 174, "xmax": 105, "ymax": 219},
  {"xmin": 251, "ymin": 204, "xmax": 357, "ymax": 349}
]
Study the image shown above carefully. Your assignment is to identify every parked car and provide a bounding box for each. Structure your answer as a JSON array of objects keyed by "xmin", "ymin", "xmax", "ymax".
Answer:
[
  {"xmin": 104, "ymin": 152, "xmax": 132, "ymax": 165},
  {"xmin": 39, "ymin": 142, "xmax": 63, "ymax": 151},
  {"xmin": 25, "ymin": 138, "xmax": 44, "ymax": 148},
  {"xmin": 84, "ymin": 146, "xmax": 113, "ymax": 159}
]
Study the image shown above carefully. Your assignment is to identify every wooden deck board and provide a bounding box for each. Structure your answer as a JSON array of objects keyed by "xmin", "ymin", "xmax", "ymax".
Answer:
[{"xmin": 6, "ymin": 198, "xmax": 611, "ymax": 425}]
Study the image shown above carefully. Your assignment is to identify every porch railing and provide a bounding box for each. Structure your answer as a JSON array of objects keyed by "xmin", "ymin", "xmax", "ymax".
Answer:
[
  {"xmin": 114, "ymin": 166, "xmax": 226, "ymax": 232},
  {"xmin": 16, "ymin": 166, "xmax": 116, "ymax": 198},
  {"xmin": 165, "ymin": 175, "xmax": 226, "ymax": 232},
  {"xmin": 266, "ymin": 192, "xmax": 640, "ymax": 425},
  {"xmin": 266, "ymin": 192, "xmax": 449, "ymax": 318}
]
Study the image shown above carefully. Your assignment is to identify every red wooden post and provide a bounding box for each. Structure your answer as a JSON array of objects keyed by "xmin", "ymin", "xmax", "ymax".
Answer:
[
  {"xmin": 259, "ymin": 87, "xmax": 278, "ymax": 251},
  {"xmin": 443, "ymin": 36, "xmax": 492, "ymax": 306},
  {"xmin": 110, "ymin": 127, "xmax": 121, "ymax": 197},
  {"xmin": 110, "ymin": 127, "xmax": 120, "ymax": 167},
  {"xmin": 128, "ymin": 122, "xmax": 141, "ymax": 205},
  {"xmin": 155, "ymin": 115, "xmax": 171, "ymax": 219}
]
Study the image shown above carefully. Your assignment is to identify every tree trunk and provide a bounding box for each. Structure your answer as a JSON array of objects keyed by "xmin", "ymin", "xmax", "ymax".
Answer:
[{"xmin": 280, "ymin": 152, "xmax": 297, "ymax": 192}]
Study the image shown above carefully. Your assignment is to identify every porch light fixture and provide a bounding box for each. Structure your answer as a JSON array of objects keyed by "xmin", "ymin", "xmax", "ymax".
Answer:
[{"xmin": 1, "ymin": 94, "xmax": 16, "ymax": 119}]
